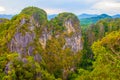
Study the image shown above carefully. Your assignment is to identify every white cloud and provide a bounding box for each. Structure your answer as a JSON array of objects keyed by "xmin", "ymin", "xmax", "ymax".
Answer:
[
  {"xmin": 82, "ymin": 0, "xmax": 99, "ymax": 4},
  {"xmin": 90, "ymin": 0, "xmax": 120, "ymax": 15},
  {"xmin": 44, "ymin": 8, "xmax": 65, "ymax": 14},
  {"xmin": 93, "ymin": 1, "xmax": 120, "ymax": 9},
  {"xmin": 0, "ymin": 6, "xmax": 5, "ymax": 12}
]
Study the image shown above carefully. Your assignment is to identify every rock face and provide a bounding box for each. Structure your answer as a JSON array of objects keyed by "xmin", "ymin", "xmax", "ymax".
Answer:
[
  {"xmin": 53, "ymin": 13, "xmax": 83, "ymax": 52},
  {"xmin": 4, "ymin": 7, "xmax": 84, "ymax": 79},
  {"xmin": 6, "ymin": 7, "xmax": 48, "ymax": 74},
  {"xmin": 64, "ymin": 32, "xmax": 83, "ymax": 52},
  {"xmin": 63, "ymin": 19, "xmax": 83, "ymax": 52},
  {"xmin": 64, "ymin": 19, "xmax": 75, "ymax": 34},
  {"xmin": 39, "ymin": 28, "xmax": 52, "ymax": 49},
  {"xmin": 8, "ymin": 7, "xmax": 48, "ymax": 62},
  {"xmin": 8, "ymin": 17, "xmax": 36, "ymax": 58},
  {"xmin": 8, "ymin": 32, "xmax": 35, "ymax": 56},
  {"xmin": 8, "ymin": 8, "xmax": 83, "ymax": 60}
]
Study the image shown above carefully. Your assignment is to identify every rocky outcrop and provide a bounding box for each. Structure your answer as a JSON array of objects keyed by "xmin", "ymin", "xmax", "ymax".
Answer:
[
  {"xmin": 64, "ymin": 32, "xmax": 83, "ymax": 52},
  {"xmin": 64, "ymin": 19, "xmax": 75, "ymax": 33},
  {"xmin": 8, "ymin": 17, "xmax": 36, "ymax": 57},
  {"xmin": 3, "ymin": 7, "xmax": 84, "ymax": 80},
  {"xmin": 50, "ymin": 13, "xmax": 83, "ymax": 52},
  {"xmin": 39, "ymin": 28, "xmax": 52, "ymax": 49},
  {"xmin": 8, "ymin": 32, "xmax": 35, "ymax": 56},
  {"xmin": 8, "ymin": 7, "xmax": 48, "ymax": 62},
  {"xmin": 7, "ymin": 7, "xmax": 83, "ymax": 60},
  {"xmin": 63, "ymin": 15, "xmax": 83, "ymax": 52},
  {"xmin": 6, "ymin": 7, "xmax": 48, "ymax": 74}
]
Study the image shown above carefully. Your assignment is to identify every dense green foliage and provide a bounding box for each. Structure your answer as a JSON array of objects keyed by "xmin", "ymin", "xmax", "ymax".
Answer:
[
  {"xmin": 80, "ymin": 18, "xmax": 120, "ymax": 71},
  {"xmin": 41, "ymin": 37, "xmax": 82, "ymax": 79},
  {"xmin": 73, "ymin": 31, "xmax": 120, "ymax": 80},
  {"xmin": 86, "ymin": 18, "xmax": 120, "ymax": 45},
  {"xmin": 0, "ymin": 6, "xmax": 120, "ymax": 80}
]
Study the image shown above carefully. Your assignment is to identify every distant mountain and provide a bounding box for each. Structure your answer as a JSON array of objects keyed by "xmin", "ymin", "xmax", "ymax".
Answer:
[
  {"xmin": 97, "ymin": 14, "xmax": 112, "ymax": 19},
  {"xmin": 0, "ymin": 14, "xmax": 13, "ymax": 19},
  {"xmin": 112, "ymin": 14, "xmax": 120, "ymax": 18},
  {"xmin": 48, "ymin": 14, "xmax": 97, "ymax": 20},
  {"xmin": 47, "ymin": 14, "xmax": 120, "ymax": 21},
  {"xmin": 78, "ymin": 13, "xmax": 98, "ymax": 19},
  {"xmin": 80, "ymin": 14, "xmax": 112, "ymax": 27},
  {"xmin": 48, "ymin": 14, "xmax": 57, "ymax": 20},
  {"xmin": 1, "ymin": 13, "xmax": 120, "ymax": 20}
]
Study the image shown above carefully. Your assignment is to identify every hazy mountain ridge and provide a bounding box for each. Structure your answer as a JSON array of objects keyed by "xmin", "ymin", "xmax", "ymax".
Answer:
[
  {"xmin": 1, "ymin": 13, "xmax": 120, "ymax": 20},
  {"xmin": 112, "ymin": 14, "xmax": 120, "ymax": 18},
  {"xmin": 80, "ymin": 14, "xmax": 112, "ymax": 28},
  {"xmin": 47, "ymin": 14, "xmax": 120, "ymax": 20},
  {"xmin": 78, "ymin": 13, "xmax": 98, "ymax": 19}
]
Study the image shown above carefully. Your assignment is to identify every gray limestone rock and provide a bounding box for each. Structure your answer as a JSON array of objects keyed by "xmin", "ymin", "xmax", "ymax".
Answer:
[{"xmin": 63, "ymin": 19, "xmax": 83, "ymax": 52}]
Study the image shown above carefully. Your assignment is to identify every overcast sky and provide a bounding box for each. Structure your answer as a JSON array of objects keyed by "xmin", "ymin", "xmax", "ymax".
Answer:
[{"xmin": 0, "ymin": 0, "xmax": 120, "ymax": 15}]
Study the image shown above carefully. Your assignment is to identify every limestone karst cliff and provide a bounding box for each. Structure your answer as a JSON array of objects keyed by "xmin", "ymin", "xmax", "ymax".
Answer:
[
  {"xmin": 50, "ymin": 12, "xmax": 83, "ymax": 52},
  {"xmin": 0, "ymin": 7, "xmax": 83, "ymax": 79},
  {"xmin": 8, "ymin": 7, "xmax": 47, "ymax": 62},
  {"xmin": 8, "ymin": 8, "xmax": 83, "ymax": 57}
]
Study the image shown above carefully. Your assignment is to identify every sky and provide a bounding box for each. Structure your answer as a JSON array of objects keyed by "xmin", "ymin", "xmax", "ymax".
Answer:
[{"xmin": 0, "ymin": 0, "xmax": 120, "ymax": 15}]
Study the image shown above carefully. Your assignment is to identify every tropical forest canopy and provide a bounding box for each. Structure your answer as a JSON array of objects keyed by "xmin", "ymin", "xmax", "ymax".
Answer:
[{"xmin": 0, "ymin": 6, "xmax": 120, "ymax": 80}]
